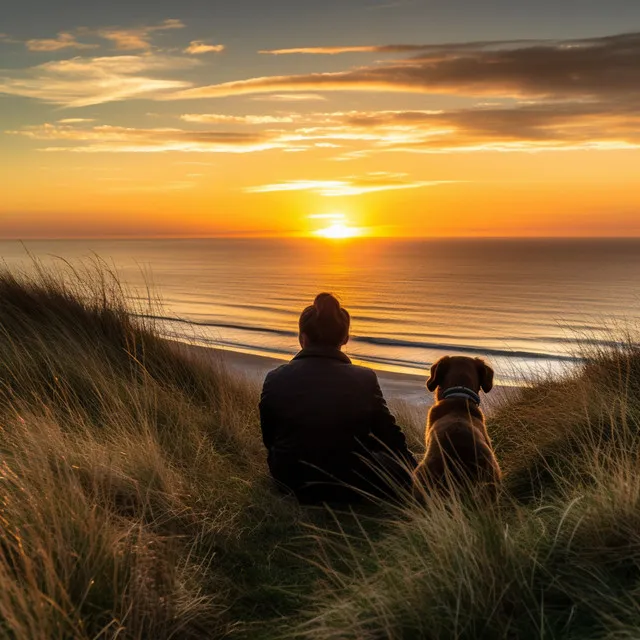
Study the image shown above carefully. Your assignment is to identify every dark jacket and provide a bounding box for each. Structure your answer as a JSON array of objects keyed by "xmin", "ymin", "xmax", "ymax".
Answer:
[{"xmin": 259, "ymin": 346, "xmax": 415, "ymax": 499}]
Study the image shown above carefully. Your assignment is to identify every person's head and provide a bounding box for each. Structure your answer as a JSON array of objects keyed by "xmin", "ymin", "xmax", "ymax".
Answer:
[{"xmin": 299, "ymin": 293, "xmax": 351, "ymax": 349}]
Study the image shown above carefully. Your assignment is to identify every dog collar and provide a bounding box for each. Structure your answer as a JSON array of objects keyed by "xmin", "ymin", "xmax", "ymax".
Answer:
[{"xmin": 441, "ymin": 386, "xmax": 481, "ymax": 405}]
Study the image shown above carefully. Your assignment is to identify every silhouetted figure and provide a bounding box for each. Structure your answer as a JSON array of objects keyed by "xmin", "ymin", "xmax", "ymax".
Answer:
[{"xmin": 259, "ymin": 293, "xmax": 416, "ymax": 504}]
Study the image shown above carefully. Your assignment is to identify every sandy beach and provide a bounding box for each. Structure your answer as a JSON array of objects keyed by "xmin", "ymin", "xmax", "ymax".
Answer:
[{"xmin": 172, "ymin": 341, "xmax": 517, "ymax": 412}]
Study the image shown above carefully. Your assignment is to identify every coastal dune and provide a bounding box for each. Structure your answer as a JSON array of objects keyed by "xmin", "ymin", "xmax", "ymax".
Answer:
[{"xmin": 1, "ymin": 262, "xmax": 639, "ymax": 639}]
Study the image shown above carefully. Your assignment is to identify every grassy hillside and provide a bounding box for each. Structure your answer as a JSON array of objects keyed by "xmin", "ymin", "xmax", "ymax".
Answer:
[{"xmin": 0, "ymin": 261, "xmax": 639, "ymax": 639}]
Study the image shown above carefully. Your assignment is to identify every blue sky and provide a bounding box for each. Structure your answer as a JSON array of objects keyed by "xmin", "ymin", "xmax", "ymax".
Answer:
[{"xmin": 4, "ymin": 0, "xmax": 640, "ymax": 45}]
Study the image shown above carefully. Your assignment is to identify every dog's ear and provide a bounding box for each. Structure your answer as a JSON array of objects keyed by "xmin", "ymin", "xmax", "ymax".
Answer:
[
  {"xmin": 426, "ymin": 356, "xmax": 449, "ymax": 392},
  {"xmin": 476, "ymin": 358, "xmax": 494, "ymax": 393}
]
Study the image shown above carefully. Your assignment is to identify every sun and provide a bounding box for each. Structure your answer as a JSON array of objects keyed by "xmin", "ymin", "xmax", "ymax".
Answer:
[
  {"xmin": 315, "ymin": 222, "xmax": 360, "ymax": 239},
  {"xmin": 310, "ymin": 213, "xmax": 362, "ymax": 239}
]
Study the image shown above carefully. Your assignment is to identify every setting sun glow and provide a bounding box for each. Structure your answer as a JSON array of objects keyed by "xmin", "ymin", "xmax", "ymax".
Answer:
[
  {"xmin": 314, "ymin": 223, "xmax": 361, "ymax": 239},
  {"xmin": 310, "ymin": 213, "xmax": 362, "ymax": 239}
]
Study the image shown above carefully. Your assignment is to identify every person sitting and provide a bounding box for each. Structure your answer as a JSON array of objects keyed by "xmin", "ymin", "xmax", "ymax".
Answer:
[{"xmin": 259, "ymin": 292, "xmax": 416, "ymax": 504}]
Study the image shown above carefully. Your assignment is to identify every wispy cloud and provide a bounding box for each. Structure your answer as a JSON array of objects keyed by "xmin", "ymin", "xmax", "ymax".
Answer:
[
  {"xmin": 246, "ymin": 173, "xmax": 454, "ymax": 196},
  {"xmin": 0, "ymin": 33, "xmax": 23, "ymax": 45},
  {"xmin": 180, "ymin": 113, "xmax": 295, "ymax": 124},
  {"xmin": 258, "ymin": 39, "xmax": 537, "ymax": 56},
  {"xmin": 26, "ymin": 32, "xmax": 97, "ymax": 52},
  {"xmin": 184, "ymin": 41, "xmax": 225, "ymax": 55},
  {"xmin": 0, "ymin": 54, "xmax": 196, "ymax": 107},
  {"xmin": 260, "ymin": 45, "xmax": 391, "ymax": 55},
  {"xmin": 172, "ymin": 33, "xmax": 640, "ymax": 101},
  {"xmin": 92, "ymin": 19, "xmax": 185, "ymax": 51},
  {"xmin": 251, "ymin": 93, "xmax": 327, "ymax": 102},
  {"xmin": 6, "ymin": 122, "xmax": 284, "ymax": 154},
  {"xmin": 10, "ymin": 97, "xmax": 640, "ymax": 157},
  {"xmin": 57, "ymin": 118, "xmax": 95, "ymax": 124},
  {"xmin": 308, "ymin": 105, "xmax": 640, "ymax": 154},
  {"xmin": 12, "ymin": 19, "xmax": 185, "ymax": 53}
]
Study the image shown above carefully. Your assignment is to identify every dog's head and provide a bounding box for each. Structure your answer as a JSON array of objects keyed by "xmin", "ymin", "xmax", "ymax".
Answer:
[{"xmin": 426, "ymin": 356, "xmax": 494, "ymax": 395}]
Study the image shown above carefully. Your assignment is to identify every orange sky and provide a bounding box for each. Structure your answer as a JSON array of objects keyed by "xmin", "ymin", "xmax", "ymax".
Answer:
[{"xmin": 2, "ymin": 11, "xmax": 640, "ymax": 238}]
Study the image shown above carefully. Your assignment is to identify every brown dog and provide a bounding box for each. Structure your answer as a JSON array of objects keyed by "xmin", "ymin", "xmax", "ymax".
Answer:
[{"xmin": 413, "ymin": 356, "xmax": 501, "ymax": 498}]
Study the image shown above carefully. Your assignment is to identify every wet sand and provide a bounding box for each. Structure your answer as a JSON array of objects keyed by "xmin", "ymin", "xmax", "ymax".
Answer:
[{"xmin": 171, "ymin": 341, "xmax": 518, "ymax": 412}]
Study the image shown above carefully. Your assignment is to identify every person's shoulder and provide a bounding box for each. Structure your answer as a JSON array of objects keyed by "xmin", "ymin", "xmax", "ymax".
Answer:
[
  {"xmin": 346, "ymin": 362, "xmax": 379, "ymax": 383},
  {"xmin": 263, "ymin": 360, "xmax": 295, "ymax": 384}
]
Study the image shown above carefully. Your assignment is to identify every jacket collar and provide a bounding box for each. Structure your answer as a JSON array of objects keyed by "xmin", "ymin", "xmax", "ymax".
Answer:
[{"xmin": 292, "ymin": 346, "xmax": 352, "ymax": 364}]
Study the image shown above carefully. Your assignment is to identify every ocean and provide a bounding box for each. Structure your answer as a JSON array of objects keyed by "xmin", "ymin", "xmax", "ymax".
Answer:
[{"xmin": 2, "ymin": 238, "xmax": 640, "ymax": 385}]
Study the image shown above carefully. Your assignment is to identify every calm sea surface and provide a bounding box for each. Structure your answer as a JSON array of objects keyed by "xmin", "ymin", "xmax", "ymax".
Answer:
[{"xmin": 2, "ymin": 238, "xmax": 640, "ymax": 384}]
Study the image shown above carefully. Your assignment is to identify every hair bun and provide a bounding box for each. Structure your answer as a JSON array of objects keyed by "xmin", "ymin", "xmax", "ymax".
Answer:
[
  {"xmin": 313, "ymin": 292, "xmax": 341, "ymax": 316},
  {"xmin": 300, "ymin": 292, "xmax": 351, "ymax": 347}
]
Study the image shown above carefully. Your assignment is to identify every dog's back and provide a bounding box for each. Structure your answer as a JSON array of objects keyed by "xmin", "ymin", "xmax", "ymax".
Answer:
[
  {"xmin": 414, "ymin": 414, "xmax": 501, "ymax": 498},
  {"xmin": 413, "ymin": 356, "xmax": 502, "ymax": 500}
]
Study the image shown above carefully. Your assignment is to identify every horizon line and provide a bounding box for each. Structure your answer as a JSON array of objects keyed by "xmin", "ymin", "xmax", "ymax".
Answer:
[{"xmin": 2, "ymin": 234, "xmax": 640, "ymax": 242}]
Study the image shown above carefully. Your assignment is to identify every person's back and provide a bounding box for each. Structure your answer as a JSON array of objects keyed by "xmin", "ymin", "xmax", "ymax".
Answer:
[{"xmin": 259, "ymin": 293, "xmax": 416, "ymax": 503}]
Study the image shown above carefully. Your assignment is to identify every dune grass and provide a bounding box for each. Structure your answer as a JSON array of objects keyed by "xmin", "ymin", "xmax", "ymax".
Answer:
[{"xmin": 0, "ymin": 260, "xmax": 639, "ymax": 639}]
